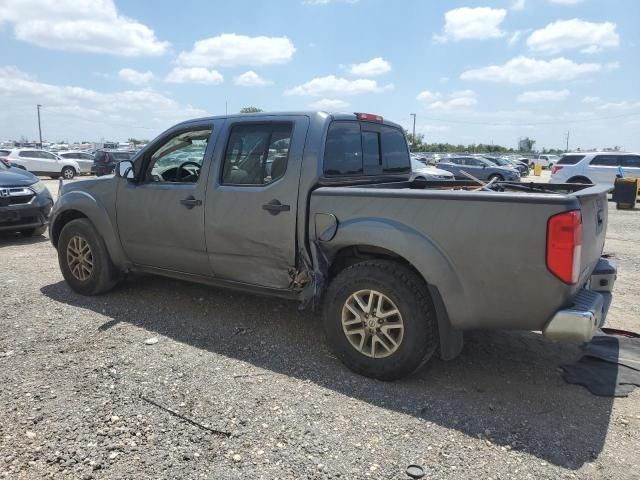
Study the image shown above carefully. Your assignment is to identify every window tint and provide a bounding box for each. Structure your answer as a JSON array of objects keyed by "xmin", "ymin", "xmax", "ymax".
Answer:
[
  {"xmin": 324, "ymin": 122, "xmax": 362, "ymax": 176},
  {"xmin": 222, "ymin": 123, "xmax": 293, "ymax": 185},
  {"xmin": 381, "ymin": 126, "xmax": 410, "ymax": 173},
  {"xmin": 40, "ymin": 151, "xmax": 57, "ymax": 160},
  {"xmin": 111, "ymin": 152, "xmax": 133, "ymax": 161},
  {"xmin": 323, "ymin": 122, "xmax": 410, "ymax": 176},
  {"xmin": 590, "ymin": 155, "xmax": 619, "ymax": 166},
  {"xmin": 557, "ymin": 155, "xmax": 585, "ymax": 165},
  {"xmin": 621, "ymin": 155, "xmax": 640, "ymax": 168},
  {"xmin": 19, "ymin": 151, "xmax": 36, "ymax": 158},
  {"xmin": 147, "ymin": 128, "xmax": 211, "ymax": 183}
]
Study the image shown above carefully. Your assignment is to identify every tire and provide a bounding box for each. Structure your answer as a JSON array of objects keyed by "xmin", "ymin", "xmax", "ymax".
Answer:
[
  {"xmin": 57, "ymin": 218, "xmax": 121, "ymax": 295},
  {"xmin": 322, "ymin": 260, "xmax": 438, "ymax": 381},
  {"xmin": 415, "ymin": 176, "xmax": 426, "ymax": 181},
  {"xmin": 567, "ymin": 176, "xmax": 592, "ymax": 184},
  {"xmin": 488, "ymin": 174, "xmax": 504, "ymax": 182},
  {"xmin": 20, "ymin": 225, "xmax": 47, "ymax": 237},
  {"xmin": 61, "ymin": 166, "xmax": 76, "ymax": 180}
]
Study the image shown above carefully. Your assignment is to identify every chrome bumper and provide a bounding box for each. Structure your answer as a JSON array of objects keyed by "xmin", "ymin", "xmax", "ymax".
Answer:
[{"xmin": 543, "ymin": 257, "xmax": 616, "ymax": 343}]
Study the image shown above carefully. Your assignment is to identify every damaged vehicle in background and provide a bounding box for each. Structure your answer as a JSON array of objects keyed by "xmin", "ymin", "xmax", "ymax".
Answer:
[
  {"xmin": 410, "ymin": 157, "xmax": 454, "ymax": 182},
  {"xmin": 49, "ymin": 111, "xmax": 615, "ymax": 380}
]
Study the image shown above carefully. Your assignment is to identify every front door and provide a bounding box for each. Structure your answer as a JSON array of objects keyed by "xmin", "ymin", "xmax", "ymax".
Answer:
[
  {"xmin": 116, "ymin": 121, "xmax": 221, "ymax": 275},
  {"xmin": 204, "ymin": 115, "xmax": 309, "ymax": 289}
]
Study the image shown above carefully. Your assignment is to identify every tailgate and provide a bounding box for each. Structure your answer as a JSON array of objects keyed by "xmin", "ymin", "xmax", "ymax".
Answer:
[{"xmin": 571, "ymin": 185, "xmax": 609, "ymax": 285}]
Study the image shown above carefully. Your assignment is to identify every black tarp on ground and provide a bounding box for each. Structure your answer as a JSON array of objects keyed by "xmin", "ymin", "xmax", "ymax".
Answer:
[{"xmin": 562, "ymin": 332, "xmax": 640, "ymax": 397}]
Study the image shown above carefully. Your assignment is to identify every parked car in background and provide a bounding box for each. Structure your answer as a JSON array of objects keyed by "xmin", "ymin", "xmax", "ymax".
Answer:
[
  {"xmin": 58, "ymin": 151, "xmax": 94, "ymax": 174},
  {"xmin": 482, "ymin": 156, "xmax": 528, "ymax": 177},
  {"xmin": 410, "ymin": 158, "xmax": 454, "ymax": 181},
  {"xmin": 4, "ymin": 149, "xmax": 80, "ymax": 179},
  {"xmin": 534, "ymin": 154, "xmax": 560, "ymax": 169},
  {"xmin": 93, "ymin": 149, "xmax": 136, "ymax": 176},
  {"xmin": 551, "ymin": 152, "xmax": 640, "ymax": 187},
  {"xmin": 0, "ymin": 159, "xmax": 53, "ymax": 236},
  {"xmin": 437, "ymin": 156, "xmax": 521, "ymax": 182}
]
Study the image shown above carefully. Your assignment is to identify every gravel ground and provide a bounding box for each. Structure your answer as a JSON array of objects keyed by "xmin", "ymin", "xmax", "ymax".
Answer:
[{"xmin": 0, "ymin": 177, "xmax": 638, "ymax": 480}]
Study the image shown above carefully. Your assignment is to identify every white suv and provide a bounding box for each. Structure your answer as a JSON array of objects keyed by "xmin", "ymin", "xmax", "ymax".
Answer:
[
  {"xmin": 5, "ymin": 149, "xmax": 81, "ymax": 179},
  {"xmin": 551, "ymin": 152, "xmax": 640, "ymax": 187},
  {"xmin": 534, "ymin": 154, "xmax": 560, "ymax": 169}
]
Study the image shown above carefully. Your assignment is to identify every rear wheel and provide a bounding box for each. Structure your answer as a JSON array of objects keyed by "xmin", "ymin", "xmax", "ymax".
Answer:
[
  {"xmin": 20, "ymin": 225, "xmax": 47, "ymax": 237},
  {"xmin": 61, "ymin": 166, "xmax": 76, "ymax": 180},
  {"xmin": 488, "ymin": 174, "xmax": 504, "ymax": 182},
  {"xmin": 57, "ymin": 219, "xmax": 121, "ymax": 295},
  {"xmin": 322, "ymin": 260, "xmax": 438, "ymax": 381}
]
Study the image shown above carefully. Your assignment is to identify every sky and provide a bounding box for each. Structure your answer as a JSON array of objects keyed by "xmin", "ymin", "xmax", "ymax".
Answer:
[{"xmin": 0, "ymin": 0, "xmax": 639, "ymax": 151}]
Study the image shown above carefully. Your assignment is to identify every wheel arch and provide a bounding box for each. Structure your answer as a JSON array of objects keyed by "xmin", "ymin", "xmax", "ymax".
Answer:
[
  {"xmin": 50, "ymin": 192, "xmax": 128, "ymax": 269},
  {"xmin": 315, "ymin": 219, "xmax": 466, "ymax": 360},
  {"xmin": 567, "ymin": 175, "xmax": 592, "ymax": 184}
]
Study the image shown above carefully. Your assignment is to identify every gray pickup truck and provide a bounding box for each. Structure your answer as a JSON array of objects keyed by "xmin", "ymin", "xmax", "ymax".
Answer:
[{"xmin": 50, "ymin": 111, "xmax": 616, "ymax": 380}]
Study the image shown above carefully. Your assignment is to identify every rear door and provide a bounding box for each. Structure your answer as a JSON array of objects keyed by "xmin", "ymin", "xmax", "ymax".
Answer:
[
  {"xmin": 459, "ymin": 157, "xmax": 487, "ymax": 179},
  {"xmin": 587, "ymin": 154, "xmax": 620, "ymax": 186},
  {"xmin": 204, "ymin": 115, "xmax": 309, "ymax": 289},
  {"xmin": 38, "ymin": 151, "xmax": 60, "ymax": 175},
  {"xmin": 15, "ymin": 151, "xmax": 39, "ymax": 171}
]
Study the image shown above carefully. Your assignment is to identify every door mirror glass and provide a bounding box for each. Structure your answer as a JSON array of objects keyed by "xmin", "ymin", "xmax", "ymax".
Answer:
[{"xmin": 117, "ymin": 160, "xmax": 135, "ymax": 180}]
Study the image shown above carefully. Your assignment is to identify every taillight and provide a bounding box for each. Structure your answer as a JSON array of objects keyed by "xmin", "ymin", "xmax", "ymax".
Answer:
[
  {"xmin": 551, "ymin": 165, "xmax": 563, "ymax": 174},
  {"xmin": 547, "ymin": 210, "xmax": 582, "ymax": 284},
  {"xmin": 355, "ymin": 112, "xmax": 383, "ymax": 123}
]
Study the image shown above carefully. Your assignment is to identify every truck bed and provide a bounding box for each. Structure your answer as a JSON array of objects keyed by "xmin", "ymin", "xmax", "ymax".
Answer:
[{"xmin": 309, "ymin": 180, "xmax": 609, "ymax": 332}]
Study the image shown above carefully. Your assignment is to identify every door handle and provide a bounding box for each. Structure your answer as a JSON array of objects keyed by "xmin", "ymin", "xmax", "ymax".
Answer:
[
  {"xmin": 262, "ymin": 199, "xmax": 290, "ymax": 215},
  {"xmin": 180, "ymin": 196, "xmax": 202, "ymax": 209}
]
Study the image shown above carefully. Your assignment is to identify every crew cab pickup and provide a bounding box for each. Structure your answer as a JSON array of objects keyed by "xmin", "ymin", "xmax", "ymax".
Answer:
[{"xmin": 50, "ymin": 112, "xmax": 616, "ymax": 380}]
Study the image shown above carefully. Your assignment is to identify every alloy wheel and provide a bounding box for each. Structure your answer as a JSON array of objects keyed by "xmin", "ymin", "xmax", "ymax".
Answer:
[{"xmin": 66, "ymin": 235, "xmax": 93, "ymax": 281}]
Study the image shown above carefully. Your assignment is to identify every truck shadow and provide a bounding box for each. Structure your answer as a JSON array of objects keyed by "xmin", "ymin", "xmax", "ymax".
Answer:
[
  {"xmin": 41, "ymin": 275, "xmax": 613, "ymax": 470},
  {"xmin": 0, "ymin": 232, "xmax": 49, "ymax": 246}
]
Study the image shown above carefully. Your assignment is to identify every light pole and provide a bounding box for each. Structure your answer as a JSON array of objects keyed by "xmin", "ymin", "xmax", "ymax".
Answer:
[
  {"xmin": 37, "ymin": 104, "xmax": 43, "ymax": 148},
  {"xmin": 409, "ymin": 113, "xmax": 416, "ymax": 150}
]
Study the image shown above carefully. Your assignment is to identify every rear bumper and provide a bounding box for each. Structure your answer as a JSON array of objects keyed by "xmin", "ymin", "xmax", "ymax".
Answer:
[{"xmin": 543, "ymin": 257, "xmax": 617, "ymax": 343}]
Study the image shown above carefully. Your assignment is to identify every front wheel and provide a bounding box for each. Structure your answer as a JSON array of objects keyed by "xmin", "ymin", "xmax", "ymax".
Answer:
[
  {"xmin": 488, "ymin": 174, "xmax": 504, "ymax": 182},
  {"xmin": 57, "ymin": 219, "xmax": 121, "ymax": 295},
  {"xmin": 61, "ymin": 166, "xmax": 76, "ymax": 180},
  {"xmin": 322, "ymin": 260, "xmax": 438, "ymax": 381}
]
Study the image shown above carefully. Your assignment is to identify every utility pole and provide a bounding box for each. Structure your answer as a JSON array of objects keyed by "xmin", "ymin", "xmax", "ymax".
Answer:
[
  {"xmin": 564, "ymin": 131, "xmax": 570, "ymax": 152},
  {"xmin": 36, "ymin": 104, "xmax": 43, "ymax": 148},
  {"xmin": 409, "ymin": 113, "xmax": 416, "ymax": 150},
  {"xmin": 225, "ymin": 101, "xmax": 228, "ymax": 115}
]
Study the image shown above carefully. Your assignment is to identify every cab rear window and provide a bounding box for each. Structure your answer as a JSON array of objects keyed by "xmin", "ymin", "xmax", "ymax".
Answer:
[{"xmin": 324, "ymin": 121, "xmax": 410, "ymax": 176}]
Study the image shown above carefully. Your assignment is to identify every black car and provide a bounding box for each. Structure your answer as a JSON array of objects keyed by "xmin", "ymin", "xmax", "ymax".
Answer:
[
  {"xmin": 92, "ymin": 150, "xmax": 135, "ymax": 176},
  {"xmin": 0, "ymin": 161, "xmax": 53, "ymax": 236}
]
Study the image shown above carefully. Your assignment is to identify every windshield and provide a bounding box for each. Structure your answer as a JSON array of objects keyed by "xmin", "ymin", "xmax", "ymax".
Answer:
[{"xmin": 411, "ymin": 158, "xmax": 426, "ymax": 170}]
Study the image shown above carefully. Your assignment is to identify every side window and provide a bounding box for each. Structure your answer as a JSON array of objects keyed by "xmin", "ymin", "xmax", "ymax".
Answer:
[
  {"xmin": 19, "ymin": 151, "xmax": 35, "ymax": 158},
  {"xmin": 381, "ymin": 126, "xmax": 410, "ymax": 173},
  {"xmin": 590, "ymin": 155, "xmax": 619, "ymax": 166},
  {"xmin": 41, "ymin": 151, "xmax": 57, "ymax": 160},
  {"xmin": 557, "ymin": 155, "xmax": 585, "ymax": 165},
  {"xmin": 222, "ymin": 123, "xmax": 293, "ymax": 185},
  {"xmin": 146, "ymin": 128, "xmax": 212, "ymax": 183},
  {"xmin": 621, "ymin": 155, "xmax": 640, "ymax": 168},
  {"xmin": 324, "ymin": 122, "xmax": 362, "ymax": 176},
  {"xmin": 81, "ymin": 153, "xmax": 93, "ymax": 160}
]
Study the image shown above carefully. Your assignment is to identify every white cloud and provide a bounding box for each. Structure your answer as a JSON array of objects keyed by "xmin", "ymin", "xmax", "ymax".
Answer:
[
  {"xmin": 548, "ymin": 0, "xmax": 582, "ymax": 4},
  {"xmin": 285, "ymin": 75, "xmax": 393, "ymax": 96},
  {"xmin": 434, "ymin": 7, "xmax": 507, "ymax": 42},
  {"xmin": 165, "ymin": 67, "xmax": 224, "ymax": 85},
  {"xmin": 118, "ymin": 68, "xmax": 154, "ymax": 86},
  {"xmin": 527, "ymin": 19, "xmax": 619, "ymax": 54},
  {"xmin": 604, "ymin": 61, "xmax": 620, "ymax": 72},
  {"xmin": 461, "ymin": 56, "xmax": 601, "ymax": 84},
  {"xmin": 508, "ymin": 31, "xmax": 523, "ymax": 46},
  {"xmin": 416, "ymin": 89, "xmax": 478, "ymax": 111},
  {"xmin": 0, "ymin": 65, "xmax": 206, "ymax": 140},
  {"xmin": 348, "ymin": 57, "xmax": 391, "ymax": 77},
  {"xmin": 176, "ymin": 33, "xmax": 295, "ymax": 67},
  {"xmin": 596, "ymin": 101, "xmax": 640, "ymax": 111},
  {"xmin": 234, "ymin": 71, "xmax": 272, "ymax": 87},
  {"xmin": 517, "ymin": 89, "xmax": 569, "ymax": 103},
  {"xmin": 511, "ymin": 0, "xmax": 525, "ymax": 10},
  {"xmin": 582, "ymin": 96, "xmax": 601, "ymax": 103},
  {"xmin": 0, "ymin": 0, "xmax": 168, "ymax": 56},
  {"xmin": 308, "ymin": 98, "xmax": 350, "ymax": 110}
]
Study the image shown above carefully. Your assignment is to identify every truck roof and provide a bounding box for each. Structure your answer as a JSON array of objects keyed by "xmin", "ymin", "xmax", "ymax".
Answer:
[{"xmin": 179, "ymin": 111, "xmax": 404, "ymax": 131}]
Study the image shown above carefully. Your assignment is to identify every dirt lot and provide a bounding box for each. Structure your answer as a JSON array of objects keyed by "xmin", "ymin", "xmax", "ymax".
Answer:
[{"xmin": 1, "ymin": 177, "xmax": 638, "ymax": 479}]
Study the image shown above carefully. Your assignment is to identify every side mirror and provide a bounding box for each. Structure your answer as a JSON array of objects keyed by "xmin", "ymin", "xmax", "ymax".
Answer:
[
  {"xmin": 116, "ymin": 160, "xmax": 135, "ymax": 180},
  {"xmin": 482, "ymin": 164, "xmax": 487, "ymax": 169}
]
